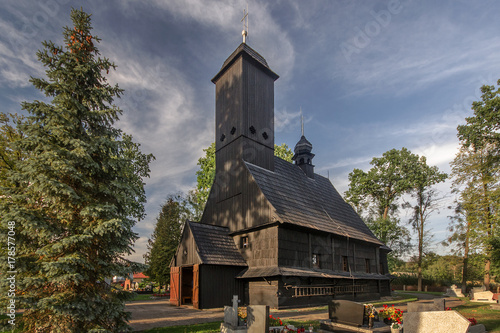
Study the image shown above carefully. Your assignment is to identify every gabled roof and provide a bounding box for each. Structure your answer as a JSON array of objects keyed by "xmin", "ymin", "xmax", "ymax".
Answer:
[
  {"xmin": 133, "ymin": 272, "xmax": 148, "ymax": 279},
  {"xmin": 188, "ymin": 222, "xmax": 247, "ymax": 266},
  {"xmin": 244, "ymin": 157, "xmax": 385, "ymax": 246}
]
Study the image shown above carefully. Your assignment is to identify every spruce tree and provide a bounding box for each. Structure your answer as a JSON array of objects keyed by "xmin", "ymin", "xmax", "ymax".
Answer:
[
  {"xmin": 0, "ymin": 9, "xmax": 153, "ymax": 332},
  {"xmin": 144, "ymin": 195, "xmax": 189, "ymax": 289}
]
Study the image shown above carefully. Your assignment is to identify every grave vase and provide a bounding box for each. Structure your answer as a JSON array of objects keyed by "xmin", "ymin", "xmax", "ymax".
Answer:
[{"xmin": 390, "ymin": 324, "xmax": 403, "ymax": 333}]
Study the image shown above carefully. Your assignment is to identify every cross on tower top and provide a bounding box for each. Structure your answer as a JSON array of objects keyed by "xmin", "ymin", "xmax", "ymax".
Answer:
[{"xmin": 241, "ymin": 5, "xmax": 248, "ymax": 43}]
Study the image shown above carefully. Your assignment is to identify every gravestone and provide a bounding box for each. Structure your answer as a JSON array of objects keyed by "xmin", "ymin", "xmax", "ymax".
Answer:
[
  {"xmin": 224, "ymin": 306, "xmax": 238, "ymax": 327},
  {"xmin": 446, "ymin": 284, "xmax": 465, "ymax": 297},
  {"xmin": 404, "ymin": 311, "xmax": 470, "ymax": 333},
  {"xmin": 328, "ymin": 300, "xmax": 364, "ymax": 327},
  {"xmin": 468, "ymin": 324, "xmax": 487, "ymax": 333},
  {"xmin": 471, "ymin": 290, "xmax": 496, "ymax": 303},
  {"xmin": 407, "ymin": 298, "xmax": 445, "ymax": 312},
  {"xmin": 247, "ymin": 305, "xmax": 269, "ymax": 333},
  {"xmin": 223, "ymin": 295, "xmax": 240, "ymax": 327}
]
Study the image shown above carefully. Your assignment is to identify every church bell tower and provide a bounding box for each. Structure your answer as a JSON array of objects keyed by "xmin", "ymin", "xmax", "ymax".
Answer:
[{"xmin": 211, "ymin": 43, "xmax": 279, "ymax": 179}]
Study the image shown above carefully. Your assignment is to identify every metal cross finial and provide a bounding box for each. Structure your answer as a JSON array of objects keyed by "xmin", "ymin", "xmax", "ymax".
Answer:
[
  {"xmin": 300, "ymin": 107, "xmax": 304, "ymax": 136},
  {"xmin": 241, "ymin": 5, "xmax": 248, "ymax": 43}
]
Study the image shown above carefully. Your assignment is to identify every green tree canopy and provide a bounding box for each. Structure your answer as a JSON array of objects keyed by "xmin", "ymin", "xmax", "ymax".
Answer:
[
  {"xmin": 0, "ymin": 9, "xmax": 153, "ymax": 332},
  {"xmin": 0, "ymin": 113, "xmax": 25, "ymax": 188},
  {"xmin": 344, "ymin": 148, "xmax": 420, "ymax": 255},
  {"xmin": 451, "ymin": 80, "xmax": 500, "ymax": 290}
]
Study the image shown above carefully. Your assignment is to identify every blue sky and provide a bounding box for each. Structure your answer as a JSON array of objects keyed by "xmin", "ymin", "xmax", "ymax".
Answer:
[{"xmin": 2, "ymin": 0, "xmax": 499, "ymax": 263}]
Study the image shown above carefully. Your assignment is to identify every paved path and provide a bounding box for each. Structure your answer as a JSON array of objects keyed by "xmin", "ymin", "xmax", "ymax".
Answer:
[
  {"xmin": 126, "ymin": 295, "xmax": 464, "ymax": 332},
  {"xmin": 126, "ymin": 300, "xmax": 224, "ymax": 331}
]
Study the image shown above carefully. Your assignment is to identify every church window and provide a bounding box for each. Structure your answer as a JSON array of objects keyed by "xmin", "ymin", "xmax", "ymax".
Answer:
[
  {"xmin": 380, "ymin": 263, "xmax": 384, "ymax": 275},
  {"xmin": 342, "ymin": 256, "xmax": 349, "ymax": 272},
  {"xmin": 312, "ymin": 253, "xmax": 320, "ymax": 268},
  {"xmin": 230, "ymin": 126, "xmax": 236, "ymax": 135},
  {"xmin": 249, "ymin": 126, "xmax": 256, "ymax": 134},
  {"xmin": 241, "ymin": 236, "xmax": 249, "ymax": 249},
  {"xmin": 365, "ymin": 259, "xmax": 371, "ymax": 273},
  {"xmin": 262, "ymin": 131, "xmax": 268, "ymax": 140},
  {"xmin": 220, "ymin": 133, "xmax": 225, "ymax": 142}
]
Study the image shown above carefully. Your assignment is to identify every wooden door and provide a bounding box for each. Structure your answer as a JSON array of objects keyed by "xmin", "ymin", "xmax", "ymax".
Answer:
[
  {"xmin": 192, "ymin": 264, "xmax": 200, "ymax": 309},
  {"xmin": 170, "ymin": 266, "xmax": 181, "ymax": 306}
]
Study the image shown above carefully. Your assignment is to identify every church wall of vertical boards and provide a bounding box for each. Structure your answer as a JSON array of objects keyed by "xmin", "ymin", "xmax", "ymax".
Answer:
[{"xmin": 169, "ymin": 38, "xmax": 392, "ymax": 309}]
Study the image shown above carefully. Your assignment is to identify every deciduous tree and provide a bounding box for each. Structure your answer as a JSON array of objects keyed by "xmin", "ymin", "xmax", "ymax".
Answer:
[
  {"xmin": 0, "ymin": 9, "xmax": 153, "ymax": 332},
  {"xmin": 344, "ymin": 148, "xmax": 418, "ymax": 258},
  {"xmin": 405, "ymin": 156, "xmax": 447, "ymax": 290}
]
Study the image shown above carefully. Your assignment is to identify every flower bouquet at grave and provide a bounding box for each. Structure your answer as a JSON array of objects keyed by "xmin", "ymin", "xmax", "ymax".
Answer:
[
  {"xmin": 379, "ymin": 305, "xmax": 403, "ymax": 326},
  {"xmin": 363, "ymin": 304, "xmax": 378, "ymax": 327},
  {"xmin": 238, "ymin": 307, "xmax": 247, "ymax": 324},
  {"xmin": 269, "ymin": 314, "xmax": 283, "ymax": 326}
]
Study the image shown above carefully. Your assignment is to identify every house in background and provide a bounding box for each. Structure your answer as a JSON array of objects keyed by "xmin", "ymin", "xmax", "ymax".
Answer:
[
  {"xmin": 124, "ymin": 272, "xmax": 150, "ymax": 291},
  {"xmin": 170, "ymin": 40, "xmax": 392, "ymax": 309}
]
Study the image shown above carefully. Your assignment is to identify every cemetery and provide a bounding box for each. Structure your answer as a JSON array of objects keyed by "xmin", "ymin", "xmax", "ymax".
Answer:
[{"xmin": 212, "ymin": 293, "xmax": 496, "ymax": 333}]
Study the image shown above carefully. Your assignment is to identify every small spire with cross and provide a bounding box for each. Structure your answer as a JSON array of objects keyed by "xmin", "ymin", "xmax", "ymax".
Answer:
[
  {"xmin": 300, "ymin": 107, "xmax": 304, "ymax": 136},
  {"xmin": 241, "ymin": 5, "xmax": 248, "ymax": 43}
]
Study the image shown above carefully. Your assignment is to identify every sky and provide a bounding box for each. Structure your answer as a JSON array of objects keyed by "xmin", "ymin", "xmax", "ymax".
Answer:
[{"xmin": 1, "ymin": 0, "xmax": 500, "ymax": 263}]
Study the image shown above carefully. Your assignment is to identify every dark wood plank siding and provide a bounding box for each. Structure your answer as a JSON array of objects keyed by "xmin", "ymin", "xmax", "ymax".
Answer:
[
  {"xmin": 278, "ymin": 276, "xmax": 382, "ymax": 308},
  {"xmin": 215, "ymin": 57, "xmax": 243, "ymax": 154},
  {"xmin": 202, "ymin": 160, "xmax": 274, "ymax": 232},
  {"xmin": 248, "ymin": 279, "xmax": 278, "ymax": 308},
  {"xmin": 199, "ymin": 265, "xmax": 245, "ymax": 309},
  {"xmin": 278, "ymin": 226, "xmax": 380, "ymax": 273},
  {"xmin": 238, "ymin": 226, "xmax": 278, "ymax": 267},
  {"xmin": 173, "ymin": 224, "xmax": 201, "ymax": 267},
  {"xmin": 242, "ymin": 58, "xmax": 275, "ymax": 154}
]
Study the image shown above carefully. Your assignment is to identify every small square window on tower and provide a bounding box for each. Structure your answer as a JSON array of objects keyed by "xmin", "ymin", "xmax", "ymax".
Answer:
[
  {"xmin": 342, "ymin": 256, "xmax": 349, "ymax": 272},
  {"xmin": 241, "ymin": 236, "xmax": 249, "ymax": 249},
  {"xmin": 365, "ymin": 259, "xmax": 371, "ymax": 273}
]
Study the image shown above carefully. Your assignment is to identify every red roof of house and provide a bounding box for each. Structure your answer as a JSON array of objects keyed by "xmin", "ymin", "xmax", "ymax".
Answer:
[{"xmin": 133, "ymin": 272, "xmax": 148, "ymax": 279}]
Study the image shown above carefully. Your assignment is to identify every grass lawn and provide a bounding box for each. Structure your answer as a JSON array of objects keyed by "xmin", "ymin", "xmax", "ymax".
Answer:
[
  {"xmin": 455, "ymin": 300, "xmax": 500, "ymax": 332},
  {"xmin": 395, "ymin": 290, "xmax": 446, "ymax": 296},
  {"xmin": 142, "ymin": 321, "xmax": 222, "ymax": 333},
  {"xmin": 142, "ymin": 319, "xmax": 321, "ymax": 333},
  {"xmin": 130, "ymin": 293, "xmax": 155, "ymax": 301}
]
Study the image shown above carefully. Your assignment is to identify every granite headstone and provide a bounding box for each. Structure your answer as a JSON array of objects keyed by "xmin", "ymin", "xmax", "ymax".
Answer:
[{"xmin": 328, "ymin": 300, "xmax": 365, "ymax": 327}]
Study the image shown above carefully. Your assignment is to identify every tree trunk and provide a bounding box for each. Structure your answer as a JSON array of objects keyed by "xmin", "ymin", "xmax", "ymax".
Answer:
[
  {"xmin": 461, "ymin": 223, "xmax": 470, "ymax": 295},
  {"xmin": 484, "ymin": 258, "xmax": 491, "ymax": 291}
]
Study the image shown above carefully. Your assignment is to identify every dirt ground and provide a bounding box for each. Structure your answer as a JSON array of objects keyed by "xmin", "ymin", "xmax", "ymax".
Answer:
[{"xmin": 126, "ymin": 295, "xmax": 464, "ymax": 332}]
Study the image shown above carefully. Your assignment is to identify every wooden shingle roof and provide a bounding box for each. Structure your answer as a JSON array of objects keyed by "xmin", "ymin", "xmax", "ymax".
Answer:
[
  {"xmin": 244, "ymin": 157, "xmax": 385, "ymax": 246},
  {"xmin": 211, "ymin": 43, "xmax": 279, "ymax": 83},
  {"xmin": 188, "ymin": 222, "xmax": 247, "ymax": 266},
  {"xmin": 237, "ymin": 266, "xmax": 391, "ymax": 280}
]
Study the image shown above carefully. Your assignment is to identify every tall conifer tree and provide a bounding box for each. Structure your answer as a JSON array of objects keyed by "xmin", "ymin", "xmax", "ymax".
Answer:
[{"xmin": 0, "ymin": 9, "xmax": 153, "ymax": 332}]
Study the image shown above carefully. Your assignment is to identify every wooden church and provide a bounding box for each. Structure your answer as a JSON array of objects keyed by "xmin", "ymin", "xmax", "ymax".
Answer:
[{"xmin": 169, "ymin": 40, "xmax": 392, "ymax": 309}]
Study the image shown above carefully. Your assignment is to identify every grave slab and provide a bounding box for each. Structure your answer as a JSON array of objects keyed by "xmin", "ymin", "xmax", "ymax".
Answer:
[
  {"xmin": 247, "ymin": 305, "xmax": 269, "ymax": 333},
  {"xmin": 328, "ymin": 300, "xmax": 364, "ymax": 327},
  {"xmin": 467, "ymin": 324, "xmax": 486, "ymax": 333},
  {"xmin": 471, "ymin": 290, "xmax": 496, "ymax": 303},
  {"xmin": 407, "ymin": 298, "xmax": 445, "ymax": 313},
  {"xmin": 404, "ymin": 311, "xmax": 470, "ymax": 333}
]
